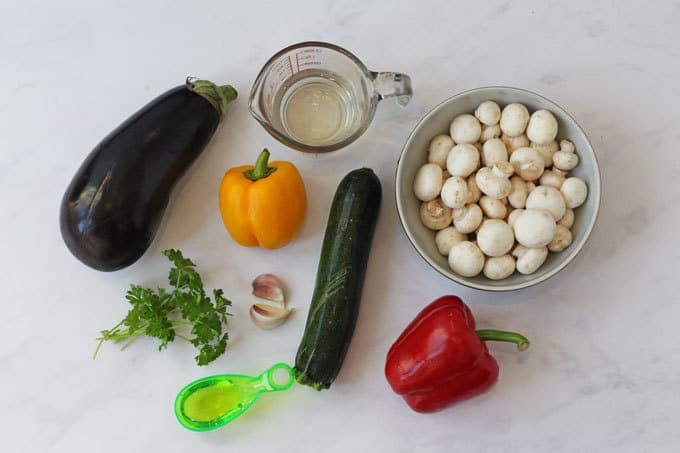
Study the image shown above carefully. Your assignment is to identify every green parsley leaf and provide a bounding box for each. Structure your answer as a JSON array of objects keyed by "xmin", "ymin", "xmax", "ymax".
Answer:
[{"xmin": 94, "ymin": 249, "xmax": 232, "ymax": 365}]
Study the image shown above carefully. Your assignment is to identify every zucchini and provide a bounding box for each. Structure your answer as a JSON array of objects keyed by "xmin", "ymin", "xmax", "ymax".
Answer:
[{"xmin": 294, "ymin": 168, "xmax": 382, "ymax": 390}]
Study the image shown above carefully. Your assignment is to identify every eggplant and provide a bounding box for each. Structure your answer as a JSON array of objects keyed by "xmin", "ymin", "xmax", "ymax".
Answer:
[{"xmin": 60, "ymin": 78, "xmax": 236, "ymax": 271}]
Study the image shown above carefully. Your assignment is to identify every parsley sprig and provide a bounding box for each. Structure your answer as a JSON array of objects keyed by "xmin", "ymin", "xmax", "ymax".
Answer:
[{"xmin": 94, "ymin": 249, "xmax": 232, "ymax": 365}]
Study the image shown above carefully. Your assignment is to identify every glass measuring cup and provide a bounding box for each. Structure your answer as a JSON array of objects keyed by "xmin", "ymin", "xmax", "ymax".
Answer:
[{"xmin": 249, "ymin": 41, "xmax": 412, "ymax": 153}]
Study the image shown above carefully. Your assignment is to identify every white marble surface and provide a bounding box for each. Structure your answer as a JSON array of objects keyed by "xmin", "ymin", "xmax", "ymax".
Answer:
[{"xmin": 2, "ymin": 0, "xmax": 680, "ymax": 451}]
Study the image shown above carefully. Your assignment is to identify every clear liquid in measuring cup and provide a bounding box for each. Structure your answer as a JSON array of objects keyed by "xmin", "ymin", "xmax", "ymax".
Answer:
[{"xmin": 273, "ymin": 69, "xmax": 365, "ymax": 147}]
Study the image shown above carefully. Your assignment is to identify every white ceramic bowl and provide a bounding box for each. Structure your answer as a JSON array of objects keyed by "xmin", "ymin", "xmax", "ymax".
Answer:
[{"xmin": 396, "ymin": 87, "xmax": 601, "ymax": 291}]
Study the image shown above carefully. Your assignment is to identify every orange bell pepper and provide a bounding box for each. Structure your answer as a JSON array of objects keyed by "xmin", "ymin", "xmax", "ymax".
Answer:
[{"xmin": 219, "ymin": 149, "xmax": 306, "ymax": 249}]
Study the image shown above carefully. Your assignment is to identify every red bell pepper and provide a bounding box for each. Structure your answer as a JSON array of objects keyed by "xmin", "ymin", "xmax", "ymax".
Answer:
[{"xmin": 385, "ymin": 295, "xmax": 529, "ymax": 413}]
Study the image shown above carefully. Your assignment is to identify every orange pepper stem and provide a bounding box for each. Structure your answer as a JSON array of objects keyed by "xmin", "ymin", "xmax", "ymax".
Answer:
[{"xmin": 244, "ymin": 149, "xmax": 277, "ymax": 181}]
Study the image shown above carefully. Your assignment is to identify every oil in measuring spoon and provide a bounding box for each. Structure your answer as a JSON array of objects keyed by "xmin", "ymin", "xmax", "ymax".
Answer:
[
  {"xmin": 278, "ymin": 70, "xmax": 361, "ymax": 147},
  {"xmin": 182, "ymin": 382, "xmax": 242, "ymax": 422}
]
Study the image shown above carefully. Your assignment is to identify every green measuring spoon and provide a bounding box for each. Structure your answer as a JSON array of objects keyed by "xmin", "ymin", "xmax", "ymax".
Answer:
[{"xmin": 174, "ymin": 363, "xmax": 296, "ymax": 431}]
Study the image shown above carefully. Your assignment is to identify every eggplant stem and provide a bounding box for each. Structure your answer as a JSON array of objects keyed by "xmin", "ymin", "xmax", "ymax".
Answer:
[{"xmin": 187, "ymin": 77, "xmax": 237, "ymax": 118}]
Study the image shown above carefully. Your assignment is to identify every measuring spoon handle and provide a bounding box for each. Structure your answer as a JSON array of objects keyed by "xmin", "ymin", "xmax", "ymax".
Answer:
[{"xmin": 254, "ymin": 363, "xmax": 296, "ymax": 393}]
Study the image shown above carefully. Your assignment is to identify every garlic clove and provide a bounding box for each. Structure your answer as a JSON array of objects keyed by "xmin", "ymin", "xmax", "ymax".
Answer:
[
  {"xmin": 249, "ymin": 303, "xmax": 293, "ymax": 330},
  {"xmin": 252, "ymin": 273, "xmax": 285, "ymax": 307}
]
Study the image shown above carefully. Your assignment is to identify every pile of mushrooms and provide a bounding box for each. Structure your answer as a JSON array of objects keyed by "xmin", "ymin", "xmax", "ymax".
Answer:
[{"xmin": 413, "ymin": 101, "xmax": 588, "ymax": 280}]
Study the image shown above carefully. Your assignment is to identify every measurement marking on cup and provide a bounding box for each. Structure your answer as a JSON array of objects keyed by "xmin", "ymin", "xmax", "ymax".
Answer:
[
  {"xmin": 273, "ymin": 59, "xmax": 292, "ymax": 82},
  {"xmin": 296, "ymin": 52, "xmax": 321, "ymax": 69},
  {"xmin": 288, "ymin": 56, "xmax": 294, "ymax": 75}
]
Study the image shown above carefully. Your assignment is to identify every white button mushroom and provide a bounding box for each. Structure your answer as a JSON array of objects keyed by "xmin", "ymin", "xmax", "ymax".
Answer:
[
  {"xmin": 560, "ymin": 177, "xmax": 588, "ymax": 208},
  {"xmin": 493, "ymin": 161, "xmax": 514, "ymax": 178},
  {"xmin": 441, "ymin": 176, "xmax": 469, "ymax": 209},
  {"xmin": 477, "ymin": 219, "xmax": 515, "ymax": 257},
  {"xmin": 552, "ymin": 140, "xmax": 579, "ymax": 171},
  {"xmin": 447, "ymin": 144, "xmax": 480, "ymax": 177},
  {"xmin": 483, "ymin": 255, "xmax": 516, "ymax": 280},
  {"xmin": 475, "ymin": 162, "xmax": 513, "ymax": 199},
  {"xmin": 509, "ymin": 147, "xmax": 545, "ymax": 181},
  {"xmin": 557, "ymin": 208, "xmax": 574, "ymax": 229},
  {"xmin": 502, "ymin": 133, "xmax": 530, "ymax": 153},
  {"xmin": 475, "ymin": 101, "xmax": 501, "ymax": 126},
  {"xmin": 428, "ymin": 134, "xmax": 454, "ymax": 169},
  {"xmin": 481, "ymin": 138, "xmax": 508, "ymax": 167},
  {"xmin": 419, "ymin": 198, "xmax": 453, "ymax": 230},
  {"xmin": 450, "ymin": 114, "xmax": 482, "ymax": 144},
  {"xmin": 500, "ymin": 103, "xmax": 530, "ymax": 137},
  {"xmin": 435, "ymin": 227, "xmax": 467, "ymax": 256},
  {"xmin": 466, "ymin": 175, "xmax": 482, "ymax": 204},
  {"xmin": 507, "ymin": 208, "xmax": 524, "ymax": 228},
  {"xmin": 552, "ymin": 150, "xmax": 579, "ymax": 171},
  {"xmin": 480, "ymin": 124, "xmax": 501, "ymax": 142},
  {"xmin": 526, "ymin": 109, "xmax": 558, "ymax": 145},
  {"xmin": 413, "ymin": 163, "xmax": 444, "ymax": 202},
  {"xmin": 513, "ymin": 208, "xmax": 556, "ymax": 248},
  {"xmin": 508, "ymin": 176, "xmax": 529, "ymax": 209},
  {"xmin": 513, "ymin": 245, "xmax": 549, "ymax": 275},
  {"xmin": 548, "ymin": 225, "xmax": 573, "ymax": 252},
  {"xmin": 479, "ymin": 196, "xmax": 507, "ymax": 219},
  {"xmin": 552, "ymin": 167, "xmax": 568, "ymax": 177},
  {"xmin": 559, "ymin": 139, "xmax": 575, "ymax": 153},
  {"xmin": 448, "ymin": 241, "xmax": 485, "ymax": 277},
  {"xmin": 539, "ymin": 169, "xmax": 565, "ymax": 189},
  {"xmin": 531, "ymin": 140, "xmax": 559, "ymax": 167},
  {"xmin": 475, "ymin": 216, "xmax": 491, "ymax": 234},
  {"xmin": 453, "ymin": 203, "xmax": 483, "ymax": 234},
  {"xmin": 525, "ymin": 185, "xmax": 566, "ymax": 221},
  {"xmin": 511, "ymin": 244, "xmax": 527, "ymax": 257}
]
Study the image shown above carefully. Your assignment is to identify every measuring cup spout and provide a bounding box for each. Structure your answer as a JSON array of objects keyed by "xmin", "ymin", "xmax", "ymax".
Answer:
[
  {"xmin": 248, "ymin": 80, "xmax": 268, "ymax": 125},
  {"xmin": 370, "ymin": 72, "xmax": 413, "ymax": 106}
]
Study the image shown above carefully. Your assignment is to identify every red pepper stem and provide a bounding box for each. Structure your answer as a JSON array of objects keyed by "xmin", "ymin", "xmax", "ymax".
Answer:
[
  {"xmin": 244, "ymin": 149, "xmax": 277, "ymax": 181},
  {"xmin": 475, "ymin": 329, "xmax": 530, "ymax": 351}
]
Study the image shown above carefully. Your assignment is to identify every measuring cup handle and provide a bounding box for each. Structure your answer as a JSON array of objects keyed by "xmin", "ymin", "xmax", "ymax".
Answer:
[{"xmin": 370, "ymin": 71, "xmax": 413, "ymax": 106}]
